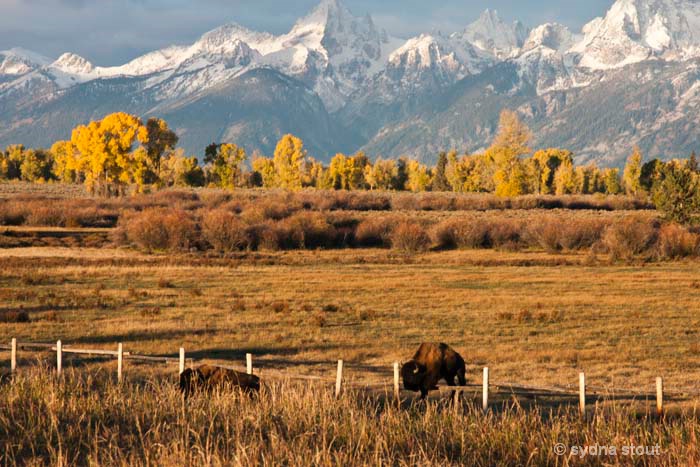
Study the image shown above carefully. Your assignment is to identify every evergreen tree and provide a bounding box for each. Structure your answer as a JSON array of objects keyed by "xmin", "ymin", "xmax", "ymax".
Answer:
[
  {"xmin": 652, "ymin": 161, "xmax": 700, "ymax": 224},
  {"xmin": 432, "ymin": 152, "xmax": 451, "ymax": 191}
]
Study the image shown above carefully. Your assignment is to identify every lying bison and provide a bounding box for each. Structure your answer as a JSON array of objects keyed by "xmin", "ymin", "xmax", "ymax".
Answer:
[
  {"xmin": 179, "ymin": 365, "xmax": 260, "ymax": 398},
  {"xmin": 401, "ymin": 343, "xmax": 466, "ymax": 399}
]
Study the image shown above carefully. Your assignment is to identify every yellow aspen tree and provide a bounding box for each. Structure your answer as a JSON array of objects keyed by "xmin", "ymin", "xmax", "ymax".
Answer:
[
  {"xmin": 623, "ymin": 146, "xmax": 643, "ymax": 195},
  {"xmin": 273, "ymin": 134, "xmax": 305, "ymax": 190},
  {"xmin": 252, "ymin": 156, "xmax": 276, "ymax": 188},
  {"xmin": 50, "ymin": 140, "xmax": 81, "ymax": 183},
  {"xmin": 144, "ymin": 117, "xmax": 179, "ymax": 182},
  {"xmin": 490, "ymin": 110, "xmax": 532, "ymax": 197},
  {"xmin": 406, "ymin": 160, "xmax": 432, "ymax": 192}
]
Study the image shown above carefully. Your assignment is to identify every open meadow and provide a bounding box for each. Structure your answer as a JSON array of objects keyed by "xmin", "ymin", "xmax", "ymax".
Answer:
[{"xmin": 1, "ymin": 184, "xmax": 700, "ymax": 465}]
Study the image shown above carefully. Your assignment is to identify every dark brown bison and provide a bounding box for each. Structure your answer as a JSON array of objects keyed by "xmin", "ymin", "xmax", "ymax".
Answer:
[
  {"xmin": 179, "ymin": 365, "xmax": 260, "ymax": 398},
  {"xmin": 401, "ymin": 343, "xmax": 466, "ymax": 399}
]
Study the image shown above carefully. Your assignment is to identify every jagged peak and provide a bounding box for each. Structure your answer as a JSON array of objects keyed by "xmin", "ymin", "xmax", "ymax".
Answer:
[
  {"xmin": 462, "ymin": 8, "xmax": 529, "ymax": 58},
  {"xmin": 522, "ymin": 23, "xmax": 576, "ymax": 53},
  {"xmin": 51, "ymin": 52, "xmax": 94, "ymax": 75}
]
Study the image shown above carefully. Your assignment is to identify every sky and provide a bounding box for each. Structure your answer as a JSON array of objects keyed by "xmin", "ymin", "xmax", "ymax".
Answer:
[{"xmin": 0, "ymin": 0, "xmax": 614, "ymax": 66}]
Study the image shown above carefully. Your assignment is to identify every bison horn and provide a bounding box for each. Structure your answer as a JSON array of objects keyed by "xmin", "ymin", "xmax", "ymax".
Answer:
[{"xmin": 413, "ymin": 367, "xmax": 419, "ymax": 374}]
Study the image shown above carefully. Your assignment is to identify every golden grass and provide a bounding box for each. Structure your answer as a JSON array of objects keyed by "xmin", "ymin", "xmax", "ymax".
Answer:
[
  {"xmin": 1, "ymin": 247, "xmax": 699, "ymax": 394},
  {"xmin": 2, "ymin": 369, "xmax": 699, "ymax": 466}
]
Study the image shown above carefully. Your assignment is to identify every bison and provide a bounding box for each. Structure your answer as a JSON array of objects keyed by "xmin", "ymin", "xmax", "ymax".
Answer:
[
  {"xmin": 179, "ymin": 365, "xmax": 260, "ymax": 398},
  {"xmin": 401, "ymin": 343, "xmax": 466, "ymax": 399}
]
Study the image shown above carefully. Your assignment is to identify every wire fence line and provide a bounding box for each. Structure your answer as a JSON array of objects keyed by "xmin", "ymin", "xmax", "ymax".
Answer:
[{"xmin": 1, "ymin": 338, "xmax": 695, "ymax": 415}]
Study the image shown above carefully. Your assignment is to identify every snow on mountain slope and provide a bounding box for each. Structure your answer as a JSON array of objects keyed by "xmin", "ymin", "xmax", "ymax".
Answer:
[
  {"xmin": 458, "ymin": 9, "xmax": 529, "ymax": 58},
  {"xmin": 0, "ymin": 48, "xmax": 51, "ymax": 76},
  {"xmin": 572, "ymin": 0, "xmax": 700, "ymax": 70}
]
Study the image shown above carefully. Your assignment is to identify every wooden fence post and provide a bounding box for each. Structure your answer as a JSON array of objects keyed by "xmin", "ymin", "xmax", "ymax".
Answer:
[
  {"xmin": 656, "ymin": 377, "xmax": 664, "ymax": 417},
  {"xmin": 393, "ymin": 362, "xmax": 400, "ymax": 404},
  {"xmin": 10, "ymin": 338, "xmax": 16, "ymax": 374},
  {"xmin": 579, "ymin": 372, "xmax": 586, "ymax": 417},
  {"xmin": 246, "ymin": 353, "xmax": 253, "ymax": 375},
  {"xmin": 117, "ymin": 343, "xmax": 123, "ymax": 383},
  {"xmin": 335, "ymin": 360, "xmax": 343, "ymax": 398},
  {"xmin": 482, "ymin": 367, "xmax": 489, "ymax": 412},
  {"xmin": 56, "ymin": 340, "xmax": 62, "ymax": 375},
  {"xmin": 179, "ymin": 347, "xmax": 185, "ymax": 375}
]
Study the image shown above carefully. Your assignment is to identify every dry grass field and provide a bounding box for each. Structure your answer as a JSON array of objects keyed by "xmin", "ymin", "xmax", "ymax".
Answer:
[{"xmin": 1, "ymin": 186, "xmax": 700, "ymax": 465}]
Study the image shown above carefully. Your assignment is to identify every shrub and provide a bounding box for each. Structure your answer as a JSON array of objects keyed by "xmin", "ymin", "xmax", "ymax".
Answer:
[
  {"xmin": 280, "ymin": 212, "xmax": 337, "ymax": 249},
  {"xmin": 431, "ymin": 219, "xmax": 494, "ymax": 249},
  {"xmin": 486, "ymin": 219, "xmax": 523, "ymax": 250},
  {"xmin": 602, "ymin": 217, "xmax": 658, "ymax": 261},
  {"xmin": 656, "ymin": 223, "xmax": 699, "ymax": 259},
  {"xmin": 26, "ymin": 205, "xmax": 65, "ymax": 227},
  {"xmin": 355, "ymin": 216, "xmax": 396, "ymax": 247},
  {"xmin": 528, "ymin": 217, "xmax": 607, "ymax": 253},
  {"xmin": 391, "ymin": 221, "xmax": 430, "ymax": 253},
  {"xmin": 528, "ymin": 217, "xmax": 562, "ymax": 253},
  {"xmin": 121, "ymin": 208, "xmax": 197, "ymax": 252},
  {"xmin": 201, "ymin": 209, "xmax": 249, "ymax": 252},
  {"xmin": 242, "ymin": 196, "xmax": 297, "ymax": 223},
  {"xmin": 0, "ymin": 201, "xmax": 27, "ymax": 225}
]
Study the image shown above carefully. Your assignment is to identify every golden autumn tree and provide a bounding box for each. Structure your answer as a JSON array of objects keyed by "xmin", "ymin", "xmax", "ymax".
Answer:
[
  {"xmin": 273, "ymin": 134, "xmax": 306, "ymax": 190},
  {"xmin": 530, "ymin": 148, "xmax": 573, "ymax": 194},
  {"xmin": 252, "ymin": 156, "xmax": 277, "ymax": 188},
  {"xmin": 554, "ymin": 158, "xmax": 577, "ymax": 195},
  {"xmin": 50, "ymin": 140, "xmax": 81, "ymax": 183},
  {"xmin": 71, "ymin": 112, "xmax": 148, "ymax": 195},
  {"xmin": 205, "ymin": 143, "xmax": 247, "ymax": 189},
  {"xmin": 144, "ymin": 117, "xmax": 179, "ymax": 182},
  {"xmin": 364, "ymin": 158, "xmax": 397, "ymax": 190},
  {"xmin": 623, "ymin": 146, "xmax": 643, "ymax": 195},
  {"xmin": 328, "ymin": 153, "xmax": 350, "ymax": 189},
  {"xmin": 406, "ymin": 160, "xmax": 432, "ymax": 192},
  {"xmin": 490, "ymin": 110, "xmax": 532, "ymax": 197}
]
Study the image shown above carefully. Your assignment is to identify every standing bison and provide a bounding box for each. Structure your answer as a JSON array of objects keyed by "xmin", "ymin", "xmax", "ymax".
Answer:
[
  {"xmin": 401, "ymin": 343, "xmax": 466, "ymax": 399},
  {"xmin": 180, "ymin": 365, "xmax": 260, "ymax": 398}
]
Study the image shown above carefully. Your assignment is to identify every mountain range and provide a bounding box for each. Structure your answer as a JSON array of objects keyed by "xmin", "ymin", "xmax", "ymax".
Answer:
[{"xmin": 2, "ymin": 0, "xmax": 700, "ymax": 166}]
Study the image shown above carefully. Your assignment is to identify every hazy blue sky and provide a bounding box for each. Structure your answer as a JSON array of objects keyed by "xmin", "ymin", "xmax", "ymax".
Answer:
[{"xmin": 1, "ymin": 0, "xmax": 614, "ymax": 66}]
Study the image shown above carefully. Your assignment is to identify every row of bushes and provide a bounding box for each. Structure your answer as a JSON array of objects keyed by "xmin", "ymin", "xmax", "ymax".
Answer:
[
  {"xmin": 0, "ymin": 190, "xmax": 652, "ymax": 228},
  {"xmin": 114, "ymin": 208, "xmax": 700, "ymax": 260}
]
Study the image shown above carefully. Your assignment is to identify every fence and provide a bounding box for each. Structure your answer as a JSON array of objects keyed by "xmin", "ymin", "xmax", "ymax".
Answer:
[{"xmin": 0, "ymin": 338, "xmax": 688, "ymax": 416}]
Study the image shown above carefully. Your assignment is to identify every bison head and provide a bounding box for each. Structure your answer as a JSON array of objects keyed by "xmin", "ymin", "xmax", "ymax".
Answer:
[
  {"xmin": 401, "ymin": 360, "xmax": 427, "ymax": 392},
  {"xmin": 179, "ymin": 368, "xmax": 204, "ymax": 398}
]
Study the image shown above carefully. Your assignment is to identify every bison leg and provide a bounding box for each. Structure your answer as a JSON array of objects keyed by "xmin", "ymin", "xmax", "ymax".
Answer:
[
  {"xmin": 420, "ymin": 386, "xmax": 429, "ymax": 400},
  {"xmin": 457, "ymin": 367, "xmax": 466, "ymax": 386}
]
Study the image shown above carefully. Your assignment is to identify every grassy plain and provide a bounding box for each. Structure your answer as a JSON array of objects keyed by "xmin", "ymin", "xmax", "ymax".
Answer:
[
  {"xmin": 1, "ymin": 185, "xmax": 699, "ymax": 465},
  {"xmin": 1, "ymin": 246, "xmax": 699, "ymax": 392}
]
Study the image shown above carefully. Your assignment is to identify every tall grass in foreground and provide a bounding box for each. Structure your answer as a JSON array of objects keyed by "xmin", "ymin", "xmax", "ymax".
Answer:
[{"xmin": 1, "ymin": 370, "xmax": 699, "ymax": 466}]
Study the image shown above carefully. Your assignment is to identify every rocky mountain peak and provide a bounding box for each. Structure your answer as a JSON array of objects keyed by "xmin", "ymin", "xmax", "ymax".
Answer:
[
  {"xmin": 51, "ymin": 53, "xmax": 94, "ymax": 75},
  {"xmin": 461, "ymin": 9, "xmax": 529, "ymax": 58}
]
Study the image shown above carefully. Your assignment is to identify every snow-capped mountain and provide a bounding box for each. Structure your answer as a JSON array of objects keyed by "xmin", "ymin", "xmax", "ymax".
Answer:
[
  {"xmin": 572, "ymin": 0, "xmax": 700, "ymax": 69},
  {"xmin": 0, "ymin": 48, "xmax": 51, "ymax": 77},
  {"xmin": 458, "ymin": 9, "xmax": 529, "ymax": 59},
  {"xmin": 2, "ymin": 0, "xmax": 700, "ymax": 165}
]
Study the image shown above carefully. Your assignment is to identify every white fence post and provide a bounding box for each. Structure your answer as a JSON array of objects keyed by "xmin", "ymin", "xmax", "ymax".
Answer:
[
  {"xmin": 335, "ymin": 360, "xmax": 344, "ymax": 398},
  {"xmin": 117, "ymin": 343, "xmax": 123, "ymax": 383},
  {"xmin": 10, "ymin": 338, "xmax": 16, "ymax": 373},
  {"xmin": 246, "ymin": 353, "xmax": 253, "ymax": 375},
  {"xmin": 482, "ymin": 367, "xmax": 489, "ymax": 412},
  {"xmin": 56, "ymin": 340, "xmax": 62, "ymax": 375},
  {"xmin": 179, "ymin": 347, "xmax": 185, "ymax": 375},
  {"xmin": 393, "ymin": 362, "xmax": 400, "ymax": 404},
  {"xmin": 656, "ymin": 377, "xmax": 664, "ymax": 416},
  {"xmin": 579, "ymin": 372, "xmax": 586, "ymax": 417}
]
